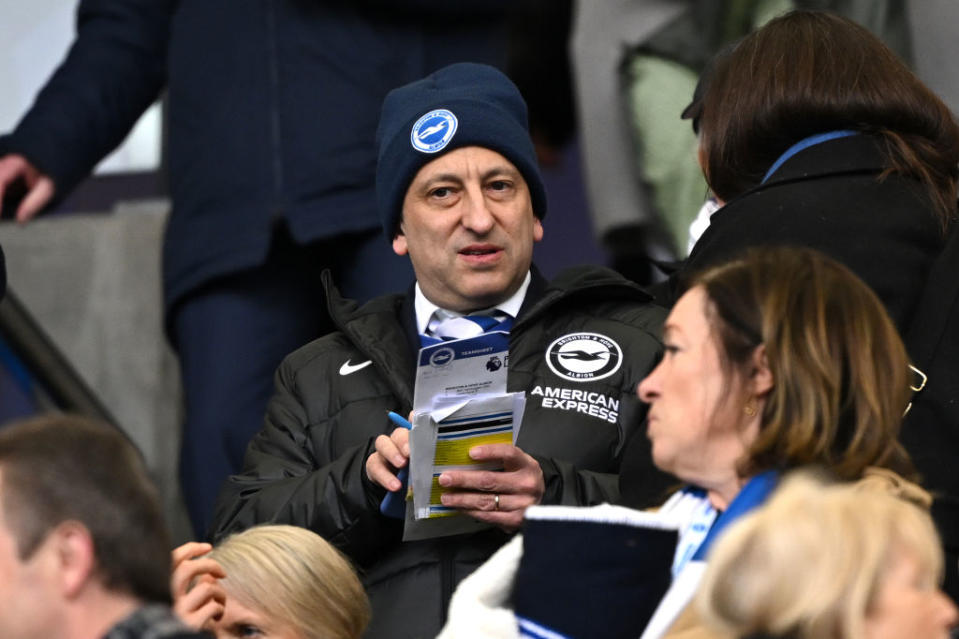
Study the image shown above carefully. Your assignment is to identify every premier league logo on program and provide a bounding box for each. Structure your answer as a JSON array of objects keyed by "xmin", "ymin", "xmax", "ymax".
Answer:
[
  {"xmin": 546, "ymin": 332, "xmax": 622, "ymax": 382},
  {"xmin": 411, "ymin": 109, "xmax": 458, "ymax": 153}
]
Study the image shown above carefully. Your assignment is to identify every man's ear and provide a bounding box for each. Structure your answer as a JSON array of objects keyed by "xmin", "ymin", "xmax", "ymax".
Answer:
[
  {"xmin": 750, "ymin": 344, "xmax": 774, "ymax": 397},
  {"xmin": 533, "ymin": 217, "xmax": 544, "ymax": 243},
  {"xmin": 392, "ymin": 224, "xmax": 408, "ymax": 256},
  {"xmin": 50, "ymin": 521, "xmax": 97, "ymax": 599}
]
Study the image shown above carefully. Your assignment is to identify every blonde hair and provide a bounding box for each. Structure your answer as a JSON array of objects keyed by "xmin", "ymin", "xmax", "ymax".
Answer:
[
  {"xmin": 698, "ymin": 473, "xmax": 941, "ymax": 639},
  {"xmin": 209, "ymin": 525, "xmax": 370, "ymax": 639}
]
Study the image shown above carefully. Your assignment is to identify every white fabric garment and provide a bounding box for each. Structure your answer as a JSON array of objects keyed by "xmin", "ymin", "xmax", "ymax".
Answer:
[
  {"xmin": 686, "ymin": 197, "xmax": 722, "ymax": 256},
  {"xmin": 413, "ymin": 271, "xmax": 531, "ymax": 335},
  {"xmin": 437, "ymin": 495, "xmax": 716, "ymax": 639},
  {"xmin": 428, "ymin": 312, "xmax": 511, "ymax": 340}
]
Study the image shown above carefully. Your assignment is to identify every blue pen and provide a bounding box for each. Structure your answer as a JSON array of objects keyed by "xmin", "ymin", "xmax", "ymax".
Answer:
[{"xmin": 380, "ymin": 411, "xmax": 412, "ymax": 518}]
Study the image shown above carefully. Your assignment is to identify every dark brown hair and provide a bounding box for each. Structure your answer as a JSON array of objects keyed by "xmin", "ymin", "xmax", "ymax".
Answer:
[
  {"xmin": 698, "ymin": 10, "xmax": 959, "ymax": 229},
  {"xmin": 692, "ymin": 247, "xmax": 916, "ymax": 481},
  {"xmin": 0, "ymin": 414, "xmax": 172, "ymax": 605}
]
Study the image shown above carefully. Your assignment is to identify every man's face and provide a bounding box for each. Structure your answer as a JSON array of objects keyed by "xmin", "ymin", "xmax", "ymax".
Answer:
[
  {"xmin": 0, "ymin": 472, "xmax": 59, "ymax": 639},
  {"xmin": 393, "ymin": 146, "xmax": 543, "ymax": 312}
]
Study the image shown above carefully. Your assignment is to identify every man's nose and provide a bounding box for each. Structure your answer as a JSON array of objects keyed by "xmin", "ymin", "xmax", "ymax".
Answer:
[{"xmin": 460, "ymin": 188, "xmax": 495, "ymax": 234}]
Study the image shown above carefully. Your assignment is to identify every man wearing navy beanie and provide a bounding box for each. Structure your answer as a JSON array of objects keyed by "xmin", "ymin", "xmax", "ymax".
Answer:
[{"xmin": 212, "ymin": 62, "xmax": 668, "ymax": 638}]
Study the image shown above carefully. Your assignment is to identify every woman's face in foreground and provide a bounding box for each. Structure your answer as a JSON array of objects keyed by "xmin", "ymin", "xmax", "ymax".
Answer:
[
  {"xmin": 637, "ymin": 286, "xmax": 754, "ymax": 489},
  {"xmin": 205, "ymin": 589, "xmax": 305, "ymax": 639},
  {"xmin": 864, "ymin": 551, "xmax": 957, "ymax": 639}
]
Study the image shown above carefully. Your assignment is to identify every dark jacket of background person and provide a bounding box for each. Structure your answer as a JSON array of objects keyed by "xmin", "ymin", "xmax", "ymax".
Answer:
[
  {"xmin": 211, "ymin": 265, "xmax": 669, "ymax": 639},
  {"xmin": 903, "ymin": 206, "xmax": 959, "ymax": 594},
  {"xmin": 675, "ymin": 134, "xmax": 943, "ymax": 334},
  {"xmin": 0, "ymin": 0, "xmax": 513, "ymax": 534},
  {"xmin": 0, "ymin": 0, "xmax": 510, "ymax": 312}
]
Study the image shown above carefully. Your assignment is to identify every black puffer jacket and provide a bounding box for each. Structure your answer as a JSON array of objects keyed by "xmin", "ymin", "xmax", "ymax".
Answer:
[{"xmin": 211, "ymin": 265, "xmax": 669, "ymax": 639}]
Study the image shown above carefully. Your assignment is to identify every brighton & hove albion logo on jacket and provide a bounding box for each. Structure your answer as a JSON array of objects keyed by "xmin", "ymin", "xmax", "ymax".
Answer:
[
  {"xmin": 545, "ymin": 332, "xmax": 622, "ymax": 382},
  {"xmin": 411, "ymin": 109, "xmax": 458, "ymax": 153}
]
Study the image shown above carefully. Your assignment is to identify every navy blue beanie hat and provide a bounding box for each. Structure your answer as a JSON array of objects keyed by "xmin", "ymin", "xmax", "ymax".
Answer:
[{"xmin": 376, "ymin": 62, "xmax": 547, "ymax": 239}]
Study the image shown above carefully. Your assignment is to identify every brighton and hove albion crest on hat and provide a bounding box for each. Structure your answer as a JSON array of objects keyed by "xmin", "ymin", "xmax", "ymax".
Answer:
[
  {"xmin": 411, "ymin": 109, "xmax": 458, "ymax": 153},
  {"xmin": 546, "ymin": 332, "xmax": 623, "ymax": 382}
]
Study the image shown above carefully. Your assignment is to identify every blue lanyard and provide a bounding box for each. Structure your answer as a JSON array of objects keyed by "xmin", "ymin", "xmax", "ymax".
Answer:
[
  {"xmin": 419, "ymin": 314, "xmax": 513, "ymax": 347},
  {"xmin": 762, "ymin": 130, "xmax": 858, "ymax": 183},
  {"xmin": 693, "ymin": 470, "xmax": 779, "ymax": 561}
]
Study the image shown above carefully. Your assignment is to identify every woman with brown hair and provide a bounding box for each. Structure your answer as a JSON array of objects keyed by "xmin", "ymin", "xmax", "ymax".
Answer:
[
  {"xmin": 438, "ymin": 246, "xmax": 925, "ymax": 639},
  {"xmin": 657, "ymin": 9, "xmax": 959, "ymax": 562},
  {"xmin": 676, "ymin": 9, "xmax": 959, "ymax": 335},
  {"xmin": 637, "ymin": 245, "xmax": 920, "ymax": 638}
]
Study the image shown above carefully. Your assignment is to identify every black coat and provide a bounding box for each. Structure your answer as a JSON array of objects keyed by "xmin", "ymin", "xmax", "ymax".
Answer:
[
  {"xmin": 0, "ymin": 0, "xmax": 509, "ymax": 310},
  {"xmin": 674, "ymin": 134, "xmax": 943, "ymax": 334},
  {"xmin": 211, "ymin": 265, "xmax": 670, "ymax": 639}
]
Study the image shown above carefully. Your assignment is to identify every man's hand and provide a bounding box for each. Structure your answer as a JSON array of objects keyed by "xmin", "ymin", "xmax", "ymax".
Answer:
[
  {"xmin": 0, "ymin": 154, "xmax": 55, "ymax": 223},
  {"xmin": 366, "ymin": 426, "xmax": 411, "ymax": 492},
  {"xmin": 437, "ymin": 443, "xmax": 545, "ymax": 531},
  {"xmin": 170, "ymin": 542, "xmax": 227, "ymax": 631}
]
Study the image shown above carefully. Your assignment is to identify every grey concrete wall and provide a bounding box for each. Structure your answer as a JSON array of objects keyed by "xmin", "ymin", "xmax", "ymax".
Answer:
[
  {"xmin": 908, "ymin": 0, "xmax": 959, "ymax": 114},
  {"xmin": 0, "ymin": 201, "xmax": 192, "ymax": 542}
]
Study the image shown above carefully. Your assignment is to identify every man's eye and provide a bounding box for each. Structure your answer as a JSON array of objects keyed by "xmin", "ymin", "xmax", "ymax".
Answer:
[
  {"xmin": 430, "ymin": 187, "xmax": 452, "ymax": 198},
  {"xmin": 489, "ymin": 180, "xmax": 511, "ymax": 191},
  {"xmin": 236, "ymin": 625, "xmax": 264, "ymax": 638},
  {"xmin": 663, "ymin": 344, "xmax": 680, "ymax": 356}
]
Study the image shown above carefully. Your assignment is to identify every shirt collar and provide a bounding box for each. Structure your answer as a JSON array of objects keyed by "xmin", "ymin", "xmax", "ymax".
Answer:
[{"xmin": 414, "ymin": 271, "xmax": 531, "ymax": 335}]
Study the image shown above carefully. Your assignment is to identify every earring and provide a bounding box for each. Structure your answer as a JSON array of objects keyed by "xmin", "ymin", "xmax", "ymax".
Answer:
[{"xmin": 744, "ymin": 398, "xmax": 757, "ymax": 417}]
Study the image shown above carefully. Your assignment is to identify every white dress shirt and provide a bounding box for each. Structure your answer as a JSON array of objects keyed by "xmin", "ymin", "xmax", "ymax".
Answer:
[{"xmin": 413, "ymin": 271, "xmax": 531, "ymax": 336}]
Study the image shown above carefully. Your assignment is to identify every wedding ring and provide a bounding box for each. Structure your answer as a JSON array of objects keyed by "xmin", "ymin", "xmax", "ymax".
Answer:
[{"xmin": 494, "ymin": 494, "xmax": 500, "ymax": 510}]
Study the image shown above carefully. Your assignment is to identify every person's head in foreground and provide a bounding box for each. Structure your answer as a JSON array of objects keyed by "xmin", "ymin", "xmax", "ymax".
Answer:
[
  {"xmin": 0, "ymin": 413, "xmax": 182, "ymax": 639},
  {"xmin": 173, "ymin": 524, "xmax": 369, "ymax": 639},
  {"xmin": 699, "ymin": 473, "xmax": 958, "ymax": 639},
  {"xmin": 638, "ymin": 245, "xmax": 916, "ymax": 509},
  {"xmin": 376, "ymin": 61, "xmax": 547, "ymax": 313},
  {"xmin": 688, "ymin": 9, "xmax": 959, "ymax": 225}
]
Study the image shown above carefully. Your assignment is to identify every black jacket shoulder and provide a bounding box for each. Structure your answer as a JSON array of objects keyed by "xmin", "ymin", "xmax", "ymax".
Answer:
[{"xmin": 677, "ymin": 134, "xmax": 943, "ymax": 331}]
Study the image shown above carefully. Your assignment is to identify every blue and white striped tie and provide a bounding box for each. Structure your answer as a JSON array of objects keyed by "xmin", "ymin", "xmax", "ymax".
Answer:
[{"xmin": 422, "ymin": 311, "xmax": 513, "ymax": 345}]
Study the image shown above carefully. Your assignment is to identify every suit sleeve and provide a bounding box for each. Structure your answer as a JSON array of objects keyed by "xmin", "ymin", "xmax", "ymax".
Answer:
[
  {"xmin": 208, "ymin": 359, "xmax": 401, "ymax": 565},
  {"xmin": 0, "ymin": 0, "xmax": 173, "ymax": 199}
]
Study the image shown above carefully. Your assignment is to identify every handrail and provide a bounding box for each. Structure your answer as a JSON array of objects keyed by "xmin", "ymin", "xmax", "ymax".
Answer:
[{"xmin": 0, "ymin": 288, "xmax": 118, "ymax": 425}]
